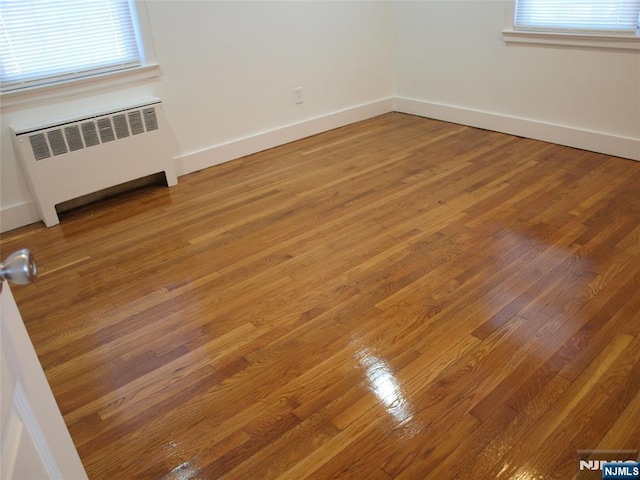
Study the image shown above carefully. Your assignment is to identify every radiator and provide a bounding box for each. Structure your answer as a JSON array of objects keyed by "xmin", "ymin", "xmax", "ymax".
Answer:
[{"xmin": 12, "ymin": 98, "xmax": 178, "ymax": 227}]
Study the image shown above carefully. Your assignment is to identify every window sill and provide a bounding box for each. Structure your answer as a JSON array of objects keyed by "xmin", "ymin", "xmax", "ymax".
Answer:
[
  {"xmin": 0, "ymin": 63, "xmax": 161, "ymax": 111},
  {"xmin": 502, "ymin": 29, "xmax": 640, "ymax": 51}
]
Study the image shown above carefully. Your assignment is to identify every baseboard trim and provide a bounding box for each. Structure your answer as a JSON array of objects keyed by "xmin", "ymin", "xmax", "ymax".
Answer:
[
  {"xmin": 175, "ymin": 97, "xmax": 395, "ymax": 176},
  {"xmin": 394, "ymin": 97, "xmax": 640, "ymax": 162},
  {"xmin": 1, "ymin": 202, "xmax": 40, "ymax": 233},
  {"xmin": 5, "ymin": 95, "xmax": 637, "ymax": 232}
]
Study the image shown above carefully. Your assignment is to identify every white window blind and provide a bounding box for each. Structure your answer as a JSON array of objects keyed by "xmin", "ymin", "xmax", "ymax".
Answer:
[
  {"xmin": 514, "ymin": 0, "xmax": 640, "ymax": 33},
  {"xmin": 0, "ymin": 0, "xmax": 142, "ymax": 91}
]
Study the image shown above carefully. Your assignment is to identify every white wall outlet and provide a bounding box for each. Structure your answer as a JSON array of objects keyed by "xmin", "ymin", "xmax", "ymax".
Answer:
[{"xmin": 294, "ymin": 87, "xmax": 303, "ymax": 104}]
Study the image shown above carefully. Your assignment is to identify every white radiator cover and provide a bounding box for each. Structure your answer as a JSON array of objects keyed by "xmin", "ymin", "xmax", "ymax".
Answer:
[{"xmin": 12, "ymin": 99, "xmax": 178, "ymax": 227}]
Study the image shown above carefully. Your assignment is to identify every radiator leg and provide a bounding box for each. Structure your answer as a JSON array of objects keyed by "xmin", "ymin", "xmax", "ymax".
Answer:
[
  {"xmin": 165, "ymin": 170, "xmax": 178, "ymax": 187},
  {"xmin": 39, "ymin": 204, "xmax": 60, "ymax": 228}
]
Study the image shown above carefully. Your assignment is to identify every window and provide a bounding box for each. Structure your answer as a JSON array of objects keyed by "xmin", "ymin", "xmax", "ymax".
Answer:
[
  {"xmin": 514, "ymin": 0, "xmax": 640, "ymax": 34},
  {"xmin": 0, "ymin": 0, "xmax": 144, "ymax": 92},
  {"xmin": 503, "ymin": 0, "xmax": 640, "ymax": 49}
]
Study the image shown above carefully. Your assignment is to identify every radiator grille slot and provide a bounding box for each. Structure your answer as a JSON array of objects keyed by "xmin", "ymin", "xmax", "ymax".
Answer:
[
  {"xmin": 65, "ymin": 126, "xmax": 84, "ymax": 151},
  {"xmin": 128, "ymin": 111, "xmax": 144, "ymax": 135},
  {"xmin": 97, "ymin": 118, "xmax": 115, "ymax": 143},
  {"xmin": 26, "ymin": 106, "xmax": 159, "ymax": 160},
  {"xmin": 143, "ymin": 108, "xmax": 158, "ymax": 131},
  {"xmin": 29, "ymin": 133, "xmax": 50, "ymax": 160},
  {"xmin": 47, "ymin": 130, "xmax": 67, "ymax": 156},
  {"xmin": 81, "ymin": 122, "xmax": 100, "ymax": 147},
  {"xmin": 113, "ymin": 114, "xmax": 130, "ymax": 139}
]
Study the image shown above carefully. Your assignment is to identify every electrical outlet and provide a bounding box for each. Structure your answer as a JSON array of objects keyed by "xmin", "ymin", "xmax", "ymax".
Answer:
[{"xmin": 294, "ymin": 87, "xmax": 303, "ymax": 104}]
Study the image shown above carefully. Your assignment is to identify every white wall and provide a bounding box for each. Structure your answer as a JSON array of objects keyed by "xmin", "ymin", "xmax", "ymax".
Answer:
[
  {"xmin": 393, "ymin": 1, "xmax": 640, "ymax": 160},
  {"xmin": 0, "ymin": 1, "xmax": 393, "ymax": 232},
  {"xmin": 147, "ymin": 1, "xmax": 393, "ymax": 173}
]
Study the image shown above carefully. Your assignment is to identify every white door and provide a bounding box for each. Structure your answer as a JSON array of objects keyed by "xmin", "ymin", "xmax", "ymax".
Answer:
[{"xmin": 1, "ymin": 257, "xmax": 88, "ymax": 480}]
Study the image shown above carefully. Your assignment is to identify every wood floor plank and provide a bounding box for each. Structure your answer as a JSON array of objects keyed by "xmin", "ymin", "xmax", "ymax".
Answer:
[
  {"xmin": 475, "ymin": 332, "xmax": 635, "ymax": 480},
  {"xmin": 2, "ymin": 113, "xmax": 638, "ymax": 479}
]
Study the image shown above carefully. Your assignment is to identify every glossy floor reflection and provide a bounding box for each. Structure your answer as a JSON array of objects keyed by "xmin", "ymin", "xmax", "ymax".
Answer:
[{"xmin": 356, "ymin": 348, "xmax": 415, "ymax": 430}]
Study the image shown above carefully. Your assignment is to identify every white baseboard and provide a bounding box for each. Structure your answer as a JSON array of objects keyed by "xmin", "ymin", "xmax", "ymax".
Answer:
[
  {"xmin": 4, "ymin": 95, "xmax": 637, "ymax": 233},
  {"xmin": 1, "ymin": 202, "xmax": 40, "ymax": 233},
  {"xmin": 394, "ymin": 97, "xmax": 640, "ymax": 162},
  {"xmin": 175, "ymin": 97, "xmax": 395, "ymax": 176}
]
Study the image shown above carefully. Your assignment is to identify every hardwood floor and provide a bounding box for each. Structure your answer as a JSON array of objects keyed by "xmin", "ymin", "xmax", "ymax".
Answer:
[{"xmin": 2, "ymin": 112, "xmax": 639, "ymax": 479}]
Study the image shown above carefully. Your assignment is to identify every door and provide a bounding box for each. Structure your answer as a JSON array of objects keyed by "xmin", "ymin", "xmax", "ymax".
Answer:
[{"xmin": 1, "ymin": 250, "xmax": 87, "ymax": 480}]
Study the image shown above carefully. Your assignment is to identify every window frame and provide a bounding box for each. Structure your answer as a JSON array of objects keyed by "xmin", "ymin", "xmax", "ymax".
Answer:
[
  {"xmin": 502, "ymin": 0, "xmax": 640, "ymax": 50},
  {"xmin": 0, "ymin": 0, "xmax": 160, "ymax": 109}
]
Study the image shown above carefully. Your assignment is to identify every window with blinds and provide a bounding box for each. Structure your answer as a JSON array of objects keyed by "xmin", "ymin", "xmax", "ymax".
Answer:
[
  {"xmin": 0, "ymin": 0, "xmax": 142, "ymax": 92},
  {"xmin": 514, "ymin": 0, "xmax": 640, "ymax": 34}
]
